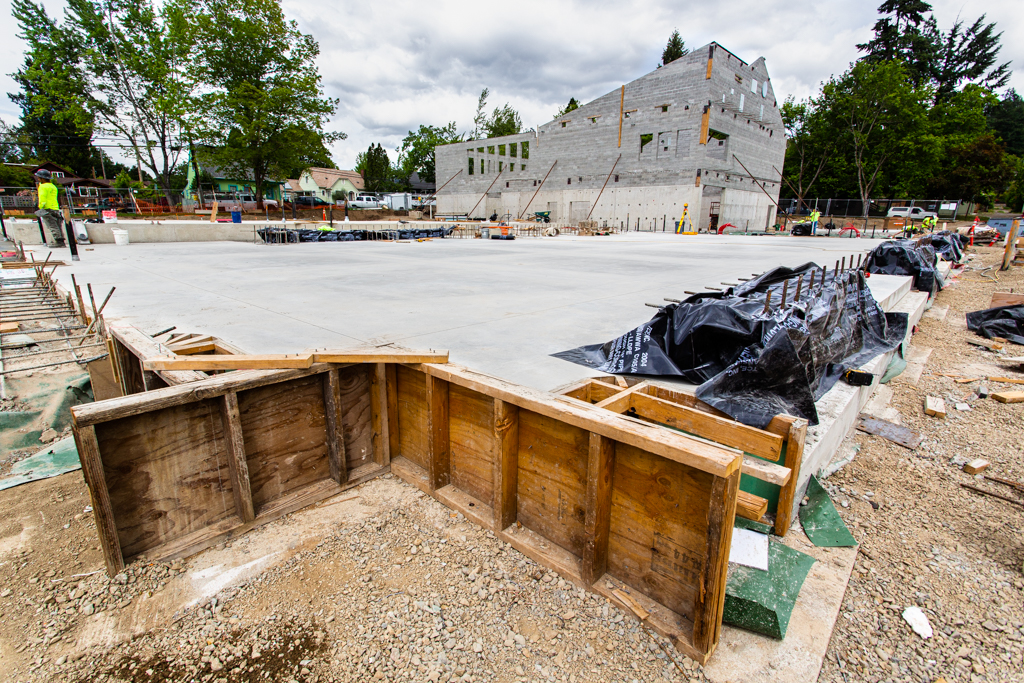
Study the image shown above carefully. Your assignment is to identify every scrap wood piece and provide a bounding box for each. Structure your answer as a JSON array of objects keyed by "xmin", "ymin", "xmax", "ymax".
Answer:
[
  {"xmin": 988, "ymin": 376, "xmax": 1024, "ymax": 385},
  {"xmin": 967, "ymin": 339, "xmax": 1004, "ymax": 351},
  {"xmin": 0, "ymin": 322, "xmax": 19, "ymax": 333},
  {"xmin": 992, "ymin": 391, "xmax": 1024, "ymax": 404},
  {"xmin": 960, "ymin": 482, "xmax": 1024, "ymax": 507},
  {"xmin": 924, "ymin": 396, "xmax": 946, "ymax": 418},
  {"xmin": 963, "ymin": 459, "xmax": 989, "ymax": 475},
  {"xmin": 736, "ymin": 490, "xmax": 768, "ymax": 522},
  {"xmin": 983, "ymin": 473, "xmax": 1024, "ymax": 492},
  {"xmin": 142, "ymin": 353, "xmax": 315, "ymax": 371},
  {"xmin": 312, "ymin": 349, "xmax": 449, "ymax": 364},
  {"xmin": 856, "ymin": 414, "xmax": 922, "ymax": 449}
]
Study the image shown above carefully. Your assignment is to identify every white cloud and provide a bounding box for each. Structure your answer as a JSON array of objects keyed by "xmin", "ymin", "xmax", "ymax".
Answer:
[{"xmin": 1, "ymin": 0, "xmax": 1022, "ymax": 169}]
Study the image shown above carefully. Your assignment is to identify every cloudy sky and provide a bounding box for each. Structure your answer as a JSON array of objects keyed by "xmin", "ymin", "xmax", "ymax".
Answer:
[{"xmin": 1, "ymin": 0, "xmax": 1022, "ymax": 169}]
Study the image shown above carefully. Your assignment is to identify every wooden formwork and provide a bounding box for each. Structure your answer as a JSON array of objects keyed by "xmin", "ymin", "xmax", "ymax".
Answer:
[{"xmin": 69, "ymin": 358, "xmax": 808, "ymax": 662}]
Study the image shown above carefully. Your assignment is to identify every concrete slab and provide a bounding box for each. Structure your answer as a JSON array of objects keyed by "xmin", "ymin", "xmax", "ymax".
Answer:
[{"xmin": 45, "ymin": 232, "xmax": 890, "ymax": 392}]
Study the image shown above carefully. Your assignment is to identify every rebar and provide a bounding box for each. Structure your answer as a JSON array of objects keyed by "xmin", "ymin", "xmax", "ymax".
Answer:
[{"xmin": 0, "ymin": 352, "xmax": 108, "ymax": 376}]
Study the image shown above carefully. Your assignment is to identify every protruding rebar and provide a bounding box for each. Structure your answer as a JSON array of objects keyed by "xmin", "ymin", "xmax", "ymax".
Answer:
[
  {"xmin": 794, "ymin": 274, "xmax": 803, "ymax": 302},
  {"xmin": 763, "ymin": 289, "xmax": 772, "ymax": 314},
  {"xmin": 780, "ymin": 279, "xmax": 790, "ymax": 308}
]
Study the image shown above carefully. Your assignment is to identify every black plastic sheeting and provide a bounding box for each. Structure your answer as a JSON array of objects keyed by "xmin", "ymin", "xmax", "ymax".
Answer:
[
  {"xmin": 864, "ymin": 240, "xmax": 943, "ymax": 294},
  {"xmin": 918, "ymin": 231, "xmax": 966, "ymax": 262},
  {"xmin": 966, "ymin": 305, "xmax": 1024, "ymax": 345},
  {"xmin": 553, "ymin": 264, "xmax": 907, "ymax": 429},
  {"xmin": 257, "ymin": 227, "xmax": 455, "ymax": 243}
]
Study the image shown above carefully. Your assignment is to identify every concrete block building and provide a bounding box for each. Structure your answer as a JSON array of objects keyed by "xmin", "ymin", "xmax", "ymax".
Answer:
[{"xmin": 435, "ymin": 43, "xmax": 786, "ymax": 232}]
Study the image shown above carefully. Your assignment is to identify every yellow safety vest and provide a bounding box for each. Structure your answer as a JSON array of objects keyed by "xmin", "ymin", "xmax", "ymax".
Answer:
[{"xmin": 38, "ymin": 182, "xmax": 59, "ymax": 211}]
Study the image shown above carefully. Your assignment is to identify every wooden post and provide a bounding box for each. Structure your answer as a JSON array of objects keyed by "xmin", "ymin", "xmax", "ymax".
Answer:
[
  {"xmin": 370, "ymin": 363, "xmax": 391, "ymax": 467},
  {"xmin": 323, "ymin": 369, "xmax": 347, "ymax": 485},
  {"xmin": 1002, "ymin": 219, "xmax": 1021, "ymax": 271},
  {"xmin": 75, "ymin": 425, "xmax": 125, "ymax": 575},
  {"xmin": 221, "ymin": 392, "xmax": 255, "ymax": 522},
  {"xmin": 692, "ymin": 470, "xmax": 739, "ymax": 653},
  {"xmin": 426, "ymin": 374, "xmax": 450, "ymax": 490},
  {"xmin": 617, "ymin": 85, "xmax": 625, "ymax": 148},
  {"xmin": 773, "ymin": 416, "xmax": 807, "ymax": 536},
  {"xmin": 582, "ymin": 433, "xmax": 615, "ymax": 585},
  {"xmin": 385, "ymin": 364, "xmax": 400, "ymax": 461},
  {"xmin": 491, "ymin": 399, "xmax": 519, "ymax": 531}
]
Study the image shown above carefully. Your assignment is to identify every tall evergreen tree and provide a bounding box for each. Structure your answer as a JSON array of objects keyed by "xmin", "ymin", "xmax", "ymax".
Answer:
[
  {"xmin": 361, "ymin": 143, "xmax": 392, "ymax": 193},
  {"xmin": 660, "ymin": 30, "xmax": 688, "ymax": 66},
  {"xmin": 988, "ymin": 89, "xmax": 1024, "ymax": 157}
]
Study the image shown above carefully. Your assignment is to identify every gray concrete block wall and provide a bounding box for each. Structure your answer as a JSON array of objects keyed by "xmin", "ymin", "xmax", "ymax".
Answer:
[{"xmin": 436, "ymin": 42, "xmax": 786, "ymax": 228}]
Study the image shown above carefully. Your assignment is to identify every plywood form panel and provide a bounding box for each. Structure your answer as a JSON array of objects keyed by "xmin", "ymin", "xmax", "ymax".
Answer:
[
  {"xmin": 396, "ymin": 364, "xmax": 428, "ymax": 469},
  {"xmin": 237, "ymin": 375, "xmax": 330, "ymax": 511},
  {"xmin": 336, "ymin": 364, "xmax": 373, "ymax": 471},
  {"xmin": 516, "ymin": 409, "xmax": 589, "ymax": 558},
  {"xmin": 607, "ymin": 442, "xmax": 714, "ymax": 621},
  {"xmin": 448, "ymin": 384, "xmax": 496, "ymax": 505},
  {"xmin": 97, "ymin": 398, "xmax": 235, "ymax": 559}
]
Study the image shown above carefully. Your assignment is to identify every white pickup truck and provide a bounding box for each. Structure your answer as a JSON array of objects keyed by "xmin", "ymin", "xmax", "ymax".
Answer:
[
  {"xmin": 887, "ymin": 206, "xmax": 937, "ymax": 220},
  {"xmin": 348, "ymin": 194, "xmax": 384, "ymax": 209}
]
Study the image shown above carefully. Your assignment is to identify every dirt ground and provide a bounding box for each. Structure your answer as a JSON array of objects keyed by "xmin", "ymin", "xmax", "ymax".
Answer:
[
  {"xmin": 0, "ymin": 242, "xmax": 1022, "ymax": 683},
  {"xmin": 819, "ymin": 245, "xmax": 1024, "ymax": 683}
]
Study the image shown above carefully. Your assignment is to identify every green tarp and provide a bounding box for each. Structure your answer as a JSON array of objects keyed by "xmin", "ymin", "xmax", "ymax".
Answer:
[
  {"xmin": 0, "ymin": 436, "xmax": 80, "ymax": 490},
  {"xmin": 0, "ymin": 371, "xmax": 91, "ymax": 453},
  {"xmin": 799, "ymin": 475, "xmax": 858, "ymax": 547},
  {"xmin": 723, "ymin": 536, "xmax": 816, "ymax": 639}
]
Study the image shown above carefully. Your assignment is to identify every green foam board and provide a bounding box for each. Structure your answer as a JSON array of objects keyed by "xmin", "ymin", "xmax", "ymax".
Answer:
[
  {"xmin": 800, "ymin": 475, "xmax": 858, "ymax": 547},
  {"xmin": 723, "ymin": 538, "xmax": 816, "ymax": 639}
]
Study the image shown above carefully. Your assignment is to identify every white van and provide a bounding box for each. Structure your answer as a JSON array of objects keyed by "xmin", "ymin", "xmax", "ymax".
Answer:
[
  {"xmin": 348, "ymin": 194, "xmax": 383, "ymax": 209},
  {"xmin": 887, "ymin": 206, "xmax": 937, "ymax": 220}
]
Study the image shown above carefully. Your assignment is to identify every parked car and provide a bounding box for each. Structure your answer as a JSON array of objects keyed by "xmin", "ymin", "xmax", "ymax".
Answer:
[
  {"xmin": 294, "ymin": 195, "xmax": 330, "ymax": 207},
  {"xmin": 887, "ymin": 206, "xmax": 937, "ymax": 220},
  {"xmin": 348, "ymin": 194, "xmax": 383, "ymax": 209},
  {"xmin": 216, "ymin": 194, "xmax": 279, "ymax": 210}
]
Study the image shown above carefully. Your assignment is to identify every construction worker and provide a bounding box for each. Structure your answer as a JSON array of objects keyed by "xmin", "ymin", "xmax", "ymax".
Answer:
[
  {"xmin": 923, "ymin": 215, "xmax": 937, "ymax": 232},
  {"xmin": 809, "ymin": 208, "xmax": 821, "ymax": 235},
  {"xmin": 34, "ymin": 169, "xmax": 65, "ymax": 247}
]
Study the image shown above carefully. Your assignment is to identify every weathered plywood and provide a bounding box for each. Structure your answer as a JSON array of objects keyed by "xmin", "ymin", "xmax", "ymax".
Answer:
[
  {"xmin": 337, "ymin": 364, "xmax": 374, "ymax": 471},
  {"xmin": 97, "ymin": 398, "xmax": 236, "ymax": 560},
  {"xmin": 516, "ymin": 410, "xmax": 589, "ymax": 559},
  {"xmin": 449, "ymin": 384, "xmax": 496, "ymax": 505},
  {"xmin": 607, "ymin": 442, "xmax": 714, "ymax": 621},
  {"xmin": 396, "ymin": 364, "xmax": 428, "ymax": 469},
  {"xmin": 237, "ymin": 374, "xmax": 330, "ymax": 512}
]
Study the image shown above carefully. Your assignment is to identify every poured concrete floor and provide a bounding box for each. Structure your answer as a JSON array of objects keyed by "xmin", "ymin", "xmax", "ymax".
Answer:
[{"xmin": 48, "ymin": 232, "xmax": 888, "ymax": 391}]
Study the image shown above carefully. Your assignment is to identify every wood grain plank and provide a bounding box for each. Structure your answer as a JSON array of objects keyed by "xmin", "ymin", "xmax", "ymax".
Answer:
[
  {"xmin": 396, "ymin": 365, "xmax": 428, "ymax": 469},
  {"xmin": 771, "ymin": 415, "xmax": 806, "ymax": 536},
  {"xmin": 449, "ymin": 384, "xmax": 495, "ymax": 505},
  {"xmin": 109, "ymin": 325, "xmax": 207, "ymax": 386},
  {"xmin": 221, "ymin": 392, "xmax": 255, "ymax": 522},
  {"xmin": 426, "ymin": 374, "xmax": 450, "ymax": 490},
  {"xmin": 386, "ymin": 364, "xmax": 400, "ymax": 461},
  {"xmin": 371, "ymin": 363, "xmax": 391, "ymax": 467},
  {"xmin": 143, "ymin": 353, "xmax": 314, "ymax": 371},
  {"xmin": 312, "ymin": 349, "xmax": 449, "ymax": 364},
  {"xmin": 492, "ymin": 399, "xmax": 519, "ymax": 531},
  {"xmin": 337, "ymin": 365, "xmax": 373, "ymax": 472},
  {"xmin": 692, "ymin": 470, "xmax": 739, "ymax": 654},
  {"xmin": 323, "ymin": 369, "xmax": 347, "ymax": 485},
  {"xmin": 582, "ymin": 433, "xmax": 615, "ymax": 585},
  {"xmin": 736, "ymin": 490, "xmax": 767, "ymax": 521},
  {"xmin": 73, "ymin": 425, "xmax": 124, "ymax": 575}
]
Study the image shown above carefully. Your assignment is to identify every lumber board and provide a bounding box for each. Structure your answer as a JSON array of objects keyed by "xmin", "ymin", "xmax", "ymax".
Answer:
[
  {"xmin": 142, "ymin": 353, "xmax": 315, "ymax": 371},
  {"xmin": 73, "ymin": 425, "xmax": 124, "ymax": 575},
  {"xmin": 990, "ymin": 292, "xmax": 1024, "ymax": 309},
  {"xmin": 168, "ymin": 341, "xmax": 216, "ymax": 355},
  {"xmin": 323, "ymin": 369, "xmax": 347, "ymax": 485},
  {"xmin": 370, "ymin": 363, "xmax": 391, "ymax": 467},
  {"xmin": 925, "ymin": 395, "xmax": 947, "ymax": 417},
  {"xmin": 582, "ymin": 433, "xmax": 615, "ymax": 584},
  {"xmin": 767, "ymin": 415, "xmax": 807, "ymax": 537},
  {"xmin": 221, "ymin": 392, "xmax": 255, "ymax": 522},
  {"xmin": 386, "ymin": 364, "xmax": 400, "ymax": 461},
  {"xmin": 0, "ymin": 321, "xmax": 19, "ymax": 333},
  {"xmin": 492, "ymin": 399, "xmax": 519, "ymax": 531},
  {"xmin": 396, "ymin": 365, "xmax": 429, "ymax": 470},
  {"xmin": 448, "ymin": 384, "xmax": 495, "ymax": 505},
  {"xmin": 109, "ymin": 325, "xmax": 207, "ymax": 386},
  {"xmin": 313, "ymin": 349, "xmax": 449, "ymax": 364},
  {"xmin": 692, "ymin": 471, "xmax": 739, "ymax": 653},
  {"xmin": 416, "ymin": 364, "xmax": 741, "ymax": 479},
  {"xmin": 426, "ymin": 374, "xmax": 450, "ymax": 490},
  {"xmin": 337, "ymin": 364, "xmax": 373, "ymax": 472},
  {"xmin": 992, "ymin": 391, "xmax": 1024, "ymax": 404},
  {"xmin": 740, "ymin": 454, "xmax": 791, "ymax": 486},
  {"xmin": 736, "ymin": 490, "xmax": 768, "ymax": 521}
]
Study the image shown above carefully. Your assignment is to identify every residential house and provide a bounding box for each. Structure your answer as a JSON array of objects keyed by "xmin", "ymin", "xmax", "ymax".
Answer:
[
  {"xmin": 1, "ymin": 162, "xmax": 112, "ymax": 210},
  {"xmin": 184, "ymin": 153, "xmax": 283, "ymax": 204},
  {"xmin": 298, "ymin": 168, "xmax": 365, "ymax": 203}
]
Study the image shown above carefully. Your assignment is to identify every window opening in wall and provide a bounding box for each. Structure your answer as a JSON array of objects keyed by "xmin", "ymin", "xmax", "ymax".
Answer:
[
  {"xmin": 521, "ymin": 141, "xmax": 529, "ymax": 159},
  {"xmin": 469, "ymin": 158, "xmax": 474, "ymax": 175},
  {"xmin": 478, "ymin": 147, "xmax": 484, "ymax": 153},
  {"xmin": 510, "ymin": 143, "xmax": 517, "ymax": 157},
  {"xmin": 479, "ymin": 158, "xmax": 484, "ymax": 173},
  {"xmin": 499, "ymin": 161, "xmax": 503, "ymax": 172},
  {"xmin": 750, "ymin": 79, "xmax": 757, "ymax": 93},
  {"xmin": 614, "ymin": 175, "xmax": 619, "ymax": 182},
  {"xmin": 510, "ymin": 163, "xmax": 515, "ymax": 171},
  {"xmin": 684, "ymin": 105, "xmax": 689, "ymax": 110},
  {"xmin": 533, "ymin": 180, "xmax": 537, "ymax": 186},
  {"xmin": 590, "ymin": 117, "xmax": 599, "ymax": 123},
  {"xmin": 739, "ymin": 94, "xmax": 745, "ymax": 111},
  {"xmin": 521, "ymin": 164, "xmax": 526, "ymax": 171},
  {"xmin": 498, "ymin": 144, "xmax": 506, "ymax": 156},
  {"xmin": 567, "ymin": 178, "xmax": 571, "ymax": 184},
  {"xmin": 661, "ymin": 105, "xmax": 669, "ymax": 112},
  {"xmin": 487, "ymin": 145, "xmax": 495, "ymax": 154},
  {"xmin": 640, "ymin": 133, "xmax": 654, "ymax": 152},
  {"xmin": 769, "ymin": 130, "xmax": 773, "ymax": 137},
  {"xmin": 506, "ymin": 182, "xmax": 509, "ymax": 188},
  {"xmin": 624, "ymin": 109, "xmax": 636, "ymax": 118},
  {"xmin": 561, "ymin": 121, "xmax": 567, "ymax": 128},
  {"xmin": 762, "ymin": 81, "xmax": 769, "ymax": 97}
]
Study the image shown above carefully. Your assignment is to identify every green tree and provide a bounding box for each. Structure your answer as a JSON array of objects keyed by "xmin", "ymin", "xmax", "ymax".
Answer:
[
  {"xmin": 987, "ymin": 89, "xmax": 1024, "ymax": 157},
  {"xmin": 816, "ymin": 60, "xmax": 932, "ymax": 217},
  {"xmin": 1003, "ymin": 157, "xmax": 1024, "ymax": 212},
  {"xmin": 780, "ymin": 97, "xmax": 834, "ymax": 210},
  {"xmin": 472, "ymin": 88, "xmax": 489, "ymax": 140},
  {"xmin": 8, "ymin": 0, "xmax": 98, "ymax": 177},
  {"xmin": 485, "ymin": 103, "xmax": 522, "ymax": 138},
  {"xmin": 177, "ymin": 0, "xmax": 341, "ymax": 209},
  {"xmin": 397, "ymin": 122, "xmax": 463, "ymax": 185},
  {"xmin": 660, "ymin": 30, "xmax": 688, "ymax": 66},
  {"xmin": 362, "ymin": 143, "xmax": 393, "ymax": 193},
  {"xmin": 553, "ymin": 97, "xmax": 579, "ymax": 119},
  {"xmin": 928, "ymin": 134, "xmax": 1013, "ymax": 206}
]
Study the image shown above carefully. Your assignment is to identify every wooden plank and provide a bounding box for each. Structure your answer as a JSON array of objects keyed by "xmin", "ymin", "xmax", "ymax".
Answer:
[
  {"xmin": 221, "ymin": 392, "xmax": 255, "ymax": 522},
  {"xmin": 386, "ymin": 364, "xmax": 400, "ymax": 461},
  {"xmin": 492, "ymin": 399, "xmax": 519, "ymax": 531},
  {"xmin": 109, "ymin": 325, "xmax": 207, "ymax": 386},
  {"xmin": 582, "ymin": 433, "xmax": 615, "ymax": 585},
  {"xmin": 992, "ymin": 391, "xmax": 1024, "ymax": 404},
  {"xmin": 963, "ymin": 458, "xmax": 990, "ymax": 475},
  {"xmin": 741, "ymin": 454, "xmax": 790, "ymax": 486},
  {"xmin": 0, "ymin": 321, "xmax": 19, "ymax": 333},
  {"xmin": 990, "ymin": 292, "xmax": 1024, "ymax": 308},
  {"xmin": 337, "ymin": 365, "xmax": 373, "ymax": 472},
  {"xmin": 435, "ymin": 485, "xmax": 494, "ymax": 530},
  {"xmin": 416, "ymin": 364, "xmax": 741, "ymax": 479},
  {"xmin": 988, "ymin": 376, "xmax": 1024, "ymax": 385},
  {"xmin": 692, "ymin": 470, "xmax": 739, "ymax": 655},
  {"xmin": 168, "ymin": 341, "xmax": 217, "ymax": 355},
  {"xmin": 771, "ymin": 415, "xmax": 806, "ymax": 537},
  {"xmin": 312, "ymin": 349, "xmax": 449, "ymax": 364},
  {"xmin": 370, "ymin": 363, "xmax": 391, "ymax": 467},
  {"xmin": 237, "ymin": 374, "xmax": 330, "ymax": 512},
  {"xmin": 396, "ymin": 365, "xmax": 428, "ymax": 470},
  {"xmin": 143, "ymin": 353, "xmax": 315, "ymax": 371},
  {"xmin": 925, "ymin": 395, "xmax": 947, "ymax": 416},
  {"xmin": 448, "ymin": 384, "xmax": 495, "ymax": 505},
  {"xmin": 736, "ymin": 490, "xmax": 767, "ymax": 521},
  {"xmin": 550, "ymin": 377, "xmax": 592, "ymax": 402},
  {"xmin": 73, "ymin": 425, "xmax": 124, "ymax": 575},
  {"xmin": 639, "ymin": 384, "xmax": 732, "ymax": 418},
  {"xmin": 856, "ymin": 414, "xmax": 922, "ymax": 449},
  {"xmin": 323, "ymin": 369, "xmax": 347, "ymax": 485},
  {"xmin": 87, "ymin": 357, "xmax": 122, "ymax": 401},
  {"xmin": 426, "ymin": 374, "xmax": 450, "ymax": 490},
  {"xmin": 629, "ymin": 392, "xmax": 784, "ymax": 461}
]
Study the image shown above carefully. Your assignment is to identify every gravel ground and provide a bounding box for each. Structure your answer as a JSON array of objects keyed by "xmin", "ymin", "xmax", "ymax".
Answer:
[{"xmin": 819, "ymin": 246, "xmax": 1024, "ymax": 683}]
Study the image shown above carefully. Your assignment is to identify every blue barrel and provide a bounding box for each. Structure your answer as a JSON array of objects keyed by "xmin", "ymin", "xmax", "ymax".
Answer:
[{"xmin": 231, "ymin": 210, "xmax": 242, "ymax": 223}]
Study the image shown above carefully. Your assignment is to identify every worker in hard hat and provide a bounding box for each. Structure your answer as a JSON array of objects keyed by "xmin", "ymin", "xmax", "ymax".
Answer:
[
  {"xmin": 34, "ymin": 169, "xmax": 66, "ymax": 247},
  {"xmin": 809, "ymin": 208, "xmax": 821, "ymax": 236}
]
